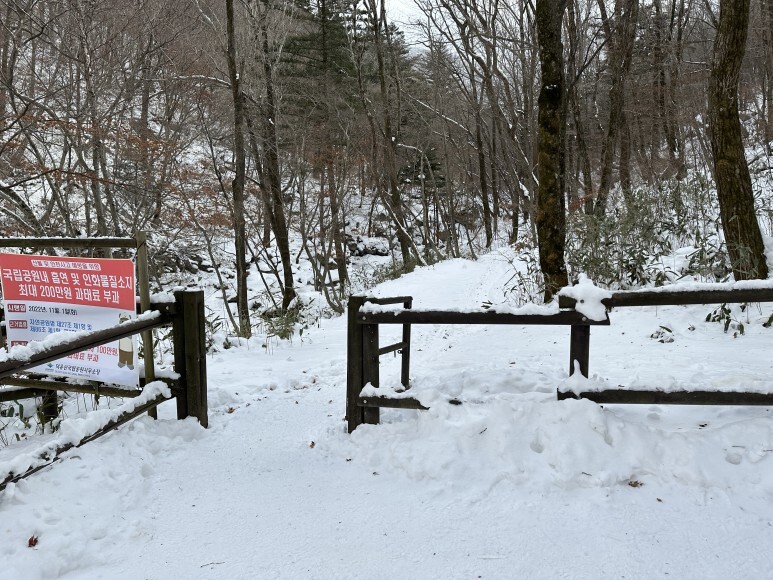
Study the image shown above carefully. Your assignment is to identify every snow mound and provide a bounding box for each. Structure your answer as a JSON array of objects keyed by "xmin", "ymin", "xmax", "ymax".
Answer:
[{"xmin": 333, "ymin": 359, "xmax": 773, "ymax": 500}]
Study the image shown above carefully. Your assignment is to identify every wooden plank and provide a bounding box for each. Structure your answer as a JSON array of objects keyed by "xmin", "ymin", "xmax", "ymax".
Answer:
[
  {"xmin": 401, "ymin": 298, "xmax": 412, "ymax": 388},
  {"xmin": 610, "ymin": 288, "xmax": 773, "ymax": 307},
  {"xmin": 178, "ymin": 291, "xmax": 207, "ymax": 428},
  {"xmin": 364, "ymin": 296, "xmax": 414, "ymax": 306},
  {"xmin": 172, "ymin": 291, "xmax": 188, "ymax": 420},
  {"xmin": 361, "ymin": 323, "xmax": 380, "ymax": 425},
  {"xmin": 561, "ymin": 288, "xmax": 773, "ymax": 309},
  {"xmin": 0, "ymin": 378, "xmax": 174, "ymax": 402},
  {"xmin": 358, "ymin": 396, "xmax": 429, "ymax": 410},
  {"xmin": 0, "ymin": 376, "xmax": 156, "ymax": 398},
  {"xmin": 193, "ymin": 292, "xmax": 208, "ymax": 428},
  {"xmin": 0, "ymin": 313, "xmax": 172, "ymax": 380},
  {"xmin": 0, "ymin": 237, "xmax": 138, "ymax": 249},
  {"xmin": 0, "ymin": 388, "xmax": 42, "ymax": 402},
  {"xmin": 378, "ymin": 341, "xmax": 407, "ymax": 356},
  {"xmin": 346, "ymin": 296, "xmax": 366, "ymax": 433},
  {"xmin": 135, "ymin": 231, "xmax": 157, "ymax": 419},
  {"xmin": 557, "ymin": 389, "xmax": 773, "ymax": 406},
  {"xmin": 569, "ymin": 325, "xmax": 590, "ymax": 378},
  {"xmin": 358, "ymin": 309, "xmax": 610, "ymax": 326},
  {"xmin": 143, "ymin": 300, "xmax": 177, "ymax": 317}
]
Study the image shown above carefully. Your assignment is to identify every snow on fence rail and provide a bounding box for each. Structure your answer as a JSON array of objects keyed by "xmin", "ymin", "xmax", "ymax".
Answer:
[
  {"xmin": 559, "ymin": 284, "xmax": 773, "ymax": 309},
  {"xmin": 0, "ymin": 290, "xmax": 208, "ymax": 491},
  {"xmin": 346, "ymin": 285, "xmax": 773, "ymax": 432}
]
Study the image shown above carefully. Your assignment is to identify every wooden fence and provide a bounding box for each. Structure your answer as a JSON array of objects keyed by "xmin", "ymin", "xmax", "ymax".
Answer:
[
  {"xmin": 346, "ymin": 287, "xmax": 773, "ymax": 432},
  {"xmin": 346, "ymin": 294, "xmax": 609, "ymax": 432},
  {"xmin": 0, "ymin": 289, "xmax": 207, "ymax": 491},
  {"xmin": 556, "ymin": 286, "xmax": 773, "ymax": 405}
]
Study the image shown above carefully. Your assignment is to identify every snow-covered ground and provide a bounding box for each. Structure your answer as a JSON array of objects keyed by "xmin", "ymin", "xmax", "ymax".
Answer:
[{"xmin": 3, "ymin": 249, "xmax": 773, "ymax": 579}]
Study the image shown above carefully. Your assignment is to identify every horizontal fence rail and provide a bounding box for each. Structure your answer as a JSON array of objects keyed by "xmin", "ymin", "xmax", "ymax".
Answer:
[
  {"xmin": 0, "ymin": 377, "xmax": 146, "ymax": 401},
  {"xmin": 560, "ymin": 286, "xmax": 773, "ymax": 309},
  {"xmin": 558, "ymin": 389, "xmax": 773, "ymax": 406},
  {"xmin": 358, "ymin": 309, "xmax": 610, "ymax": 326},
  {"xmin": 0, "ymin": 313, "xmax": 170, "ymax": 379}
]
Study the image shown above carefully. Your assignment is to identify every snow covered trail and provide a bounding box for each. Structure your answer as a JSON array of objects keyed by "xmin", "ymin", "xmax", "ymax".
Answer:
[
  {"xmin": 8, "ymin": 373, "xmax": 772, "ymax": 580},
  {"xmin": 368, "ymin": 251, "xmax": 571, "ymax": 392},
  {"xmin": 3, "ymin": 252, "xmax": 773, "ymax": 578}
]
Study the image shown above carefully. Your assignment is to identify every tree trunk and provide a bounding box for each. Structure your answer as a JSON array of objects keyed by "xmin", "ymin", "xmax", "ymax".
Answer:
[
  {"xmin": 327, "ymin": 160, "xmax": 349, "ymax": 292},
  {"xmin": 225, "ymin": 0, "xmax": 252, "ymax": 337},
  {"xmin": 471, "ymin": 74, "xmax": 493, "ymax": 248},
  {"xmin": 708, "ymin": 0, "xmax": 769, "ymax": 280},
  {"xmin": 764, "ymin": 0, "xmax": 773, "ymax": 148},
  {"xmin": 369, "ymin": 0, "xmax": 416, "ymax": 271},
  {"xmin": 247, "ymin": 0, "xmax": 296, "ymax": 311},
  {"xmin": 567, "ymin": 0, "xmax": 594, "ymax": 213},
  {"xmin": 535, "ymin": 0, "xmax": 569, "ymax": 300},
  {"xmin": 667, "ymin": 0, "xmax": 688, "ymax": 178},
  {"xmin": 260, "ymin": 14, "xmax": 296, "ymax": 311},
  {"xmin": 0, "ymin": 1, "xmax": 10, "ymax": 117},
  {"xmin": 593, "ymin": 0, "xmax": 639, "ymax": 218}
]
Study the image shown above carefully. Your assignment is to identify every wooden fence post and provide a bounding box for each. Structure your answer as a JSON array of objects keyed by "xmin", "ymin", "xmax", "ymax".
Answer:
[
  {"xmin": 173, "ymin": 292, "xmax": 188, "ymax": 421},
  {"xmin": 569, "ymin": 325, "xmax": 590, "ymax": 378},
  {"xmin": 173, "ymin": 290, "xmax": 208, "ymax": 427},
  {"xmin": 400, "ymin": 298, "xmax": 412, "ymax": 389},
  {"xmin": 346, "ymin": 295, "xmax": 365, "ymax": 433},
  {"xmin": 136, "ymin": 231, "xmax": 157, "ymax": 419},
  {"xmin": 362, "ymin": 321, "xmax": 380, "ymax": 425}
]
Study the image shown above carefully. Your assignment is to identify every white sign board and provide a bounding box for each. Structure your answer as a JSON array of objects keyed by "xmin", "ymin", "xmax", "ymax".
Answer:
[{"xmin": 0, "ymin": 254, "xmax": 138, "ymax": 387}]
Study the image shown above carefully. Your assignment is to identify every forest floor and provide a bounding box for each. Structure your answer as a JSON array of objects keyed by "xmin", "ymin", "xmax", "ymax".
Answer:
[{"xmin": 3, "ymin": 248, "xmax": 773, "ymax": 579}]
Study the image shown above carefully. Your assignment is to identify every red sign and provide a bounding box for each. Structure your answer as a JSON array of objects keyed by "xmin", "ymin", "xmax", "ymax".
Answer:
[
  {"xmin": 0, "ymin": 254, "xmax": 135, "ymax": 308},
  {"xmin": 0, "ymin": 253, "xmax": 138, "ymax": 386}
]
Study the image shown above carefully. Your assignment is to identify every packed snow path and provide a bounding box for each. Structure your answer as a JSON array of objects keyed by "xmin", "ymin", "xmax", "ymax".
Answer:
[{"xmin": 3, "ymin": 251, "xmax": 773, "ymax": 578}]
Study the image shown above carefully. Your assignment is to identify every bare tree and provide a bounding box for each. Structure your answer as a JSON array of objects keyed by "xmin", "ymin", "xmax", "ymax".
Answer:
[
  {"xmin": 245, "ymin": 0, "xmax": 296, "ymax": 311},
  {"xmin": 417, "ymin": 0, "xmax": 541, "ymax": 246},
  {"xmin": 592, "ymin": 0, "xmax": 640, "ymax": 217},
  {"xmin": 351, "ymin": 0, "xmax": 423, "ymax": 271},
  {"xmin": 225, "ymin": 0, "xmax": 252, "ymax": 336}
]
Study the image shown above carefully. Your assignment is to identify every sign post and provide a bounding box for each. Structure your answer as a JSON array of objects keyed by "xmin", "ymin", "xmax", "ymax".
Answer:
[{"xmin": 0, "ymin": 254, "xmax": 138, "ymax": 387}]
